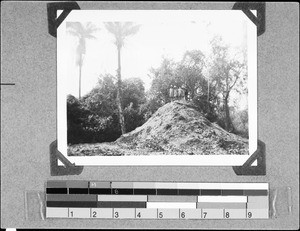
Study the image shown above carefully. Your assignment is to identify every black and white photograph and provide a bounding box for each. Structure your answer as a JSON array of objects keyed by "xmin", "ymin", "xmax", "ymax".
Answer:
[{"xmin": 57, "ymin": 10, "xmax": 257, "ymax": 165}]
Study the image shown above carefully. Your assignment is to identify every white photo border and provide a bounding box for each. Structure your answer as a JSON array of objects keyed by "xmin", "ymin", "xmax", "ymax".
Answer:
[{"xmin": 57, "ymin": 10, "xmax": 257, "ymax": 166}]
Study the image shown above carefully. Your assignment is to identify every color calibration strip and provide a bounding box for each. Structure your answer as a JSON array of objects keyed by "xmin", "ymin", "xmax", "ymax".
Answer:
[{"xmin": 46, "ymin": 181, "xmax": 269, "ymax": 219}]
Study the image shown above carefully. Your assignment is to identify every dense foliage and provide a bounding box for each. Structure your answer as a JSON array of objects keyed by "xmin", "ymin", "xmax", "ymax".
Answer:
[{"xmin": 68, "ymin": 37, "xmax": 248, "ymax": 144}]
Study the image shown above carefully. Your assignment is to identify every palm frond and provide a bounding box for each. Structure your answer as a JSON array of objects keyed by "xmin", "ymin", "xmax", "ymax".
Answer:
[
  {"xmin": 121, "ymin": 22, "xmax": 140, "ymax": 37},
  {"xmin": 104, "ymin": 22, "xmax": 119, "ymax": 35},
  {"xmin": 84, "ymin": 34, "xmax": 97, "ymax": 39},
  {"xmin": 67, "ymin": 30, "xmax": 80, "ymax": 37},
  {"xmin": 104, "ymin": 22, "xmax": 140, "ymax": 48},
  {"xmin": 66, "ymin": 22, "xmax": 85, "ymax": 35}
]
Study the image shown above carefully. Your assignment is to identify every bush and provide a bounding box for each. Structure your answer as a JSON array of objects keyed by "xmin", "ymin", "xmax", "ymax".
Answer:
[
  {"xmin": 123, "ymin": 103, "xmax": 146, "ymax": 133},
  {"xmin": 192, "ymin": 95, "xmax": 218, "ymax": 123}
]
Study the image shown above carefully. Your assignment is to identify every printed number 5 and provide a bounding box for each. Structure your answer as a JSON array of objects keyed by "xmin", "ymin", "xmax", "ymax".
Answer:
[{"xmin": 159, "ymin": 212, "xmax": 163, "ymax": 218}]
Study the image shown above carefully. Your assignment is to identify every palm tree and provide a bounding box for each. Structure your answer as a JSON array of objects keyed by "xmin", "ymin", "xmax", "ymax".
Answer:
[
  {"xmin": 104, "ymin": 22, "xmax": 140, "ymax": 134},
  {"xmin": 67, "ymin": 22, "xmax": 99, "ymax": 99}
]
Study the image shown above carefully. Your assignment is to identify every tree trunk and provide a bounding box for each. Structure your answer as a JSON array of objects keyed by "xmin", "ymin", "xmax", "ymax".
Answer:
[
  {"xmin": 79, "ymin": 64, "xmax": 82, "ymax": 99},
  {"xmin": 116, "ymin": 46, "xmax": 126, "ymax": 134},
  {"xmin": 207, "ymin": 77, "xmax": 210, "ymax": 102},
  {"xmin": 224, "ymin": 94, "xmax": 234, "ymax": 132}
]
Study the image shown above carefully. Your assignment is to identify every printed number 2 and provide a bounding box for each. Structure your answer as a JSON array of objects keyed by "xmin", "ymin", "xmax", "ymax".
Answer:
[{"xmin": 92, "ymin": 211, "xmax": 97, "ymax": 218}]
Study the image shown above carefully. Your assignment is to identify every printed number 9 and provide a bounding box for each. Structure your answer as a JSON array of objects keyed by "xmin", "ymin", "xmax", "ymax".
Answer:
[{"xmin": 248, "ymin": 212, "xmax": 252, "ymax": 218}]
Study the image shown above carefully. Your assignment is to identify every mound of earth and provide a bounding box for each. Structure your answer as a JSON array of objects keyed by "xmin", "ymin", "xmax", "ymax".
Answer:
[{"xmin": 68, "ymin": 101, "xmax": 248, "ymax": 156}]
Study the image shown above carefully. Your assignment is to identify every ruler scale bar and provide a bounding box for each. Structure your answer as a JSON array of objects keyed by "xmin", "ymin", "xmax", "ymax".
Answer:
[{"xmin": 46, "ymin": 181, "xmax": 269, "ymax": 219}]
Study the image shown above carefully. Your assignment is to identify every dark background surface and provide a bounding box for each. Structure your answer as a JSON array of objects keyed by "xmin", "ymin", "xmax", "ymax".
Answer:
[{"xmin": 1, "ymin": 1, "xmax": 299, "ymax": 229}]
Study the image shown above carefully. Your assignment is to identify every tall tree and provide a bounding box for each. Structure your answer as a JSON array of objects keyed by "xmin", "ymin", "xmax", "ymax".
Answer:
[
  {"xmin": 104, "ymin": 22, "xmax": 140, "ymax": 134},
  {"xmin": 177, "ymin": 50, "xmax": 206, "ymax": 99},
  {"xmin": 149, "ymin": 58, "xmax": 177, "ymax": 104},
  {"xmin": 67, "ymin": 22, "xmax": 98, "ymax": 99},
  {"xmin": 209, "ymin": 36, "xmax": 247, "ymax": 132}
]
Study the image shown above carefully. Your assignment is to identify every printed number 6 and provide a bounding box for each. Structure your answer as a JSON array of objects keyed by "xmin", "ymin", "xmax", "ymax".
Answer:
[{"xmin": 181, "ymin": 212, "xmax": 185, "ymax": 218}]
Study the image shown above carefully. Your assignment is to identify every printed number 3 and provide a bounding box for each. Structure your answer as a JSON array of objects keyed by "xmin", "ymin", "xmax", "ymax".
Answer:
[{"xmin": 115, "ymin": 211, "xmax": 119, "ymax": 218}]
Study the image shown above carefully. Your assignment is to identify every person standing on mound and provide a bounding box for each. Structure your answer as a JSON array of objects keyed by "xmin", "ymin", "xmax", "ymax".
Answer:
[
  {"xmin": 169, "ymin": 85, "xmax": 174, "ymax": 101},
  {"xmin": 181, "ymin": 84, "xmax": 188, "ymax": 101},
  {"xmin": 173, "ymin": 85, "xmax": 178, "ymax": 100}
]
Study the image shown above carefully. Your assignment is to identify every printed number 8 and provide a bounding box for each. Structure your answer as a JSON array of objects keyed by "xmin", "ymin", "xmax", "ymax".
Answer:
[
  {"xmin": 248, "ymin": 212, "xmax": 252, "ymax": 218},
  {"xmin": 225, "ymin": 212, "xmax": 230, "ymax": 218}
]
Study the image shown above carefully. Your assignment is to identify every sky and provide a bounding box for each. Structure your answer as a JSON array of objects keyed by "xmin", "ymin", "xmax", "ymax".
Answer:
[{"xmin": 60, "ymin": 11, "xmax": 250, "ymax": 109}]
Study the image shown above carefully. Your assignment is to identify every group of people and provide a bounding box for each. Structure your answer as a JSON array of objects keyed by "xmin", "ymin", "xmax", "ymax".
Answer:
[{"xmin": 169, "ymin": 85, "xmax": 189, "ymax": 101}]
